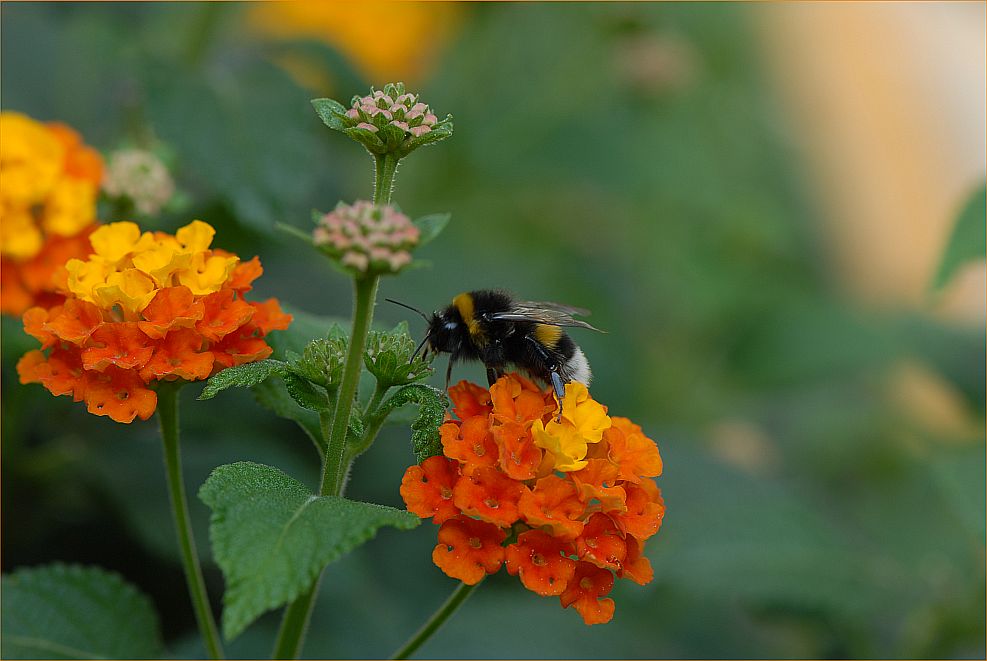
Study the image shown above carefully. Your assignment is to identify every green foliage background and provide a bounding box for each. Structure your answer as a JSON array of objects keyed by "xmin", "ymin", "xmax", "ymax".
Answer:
[{"xmin": 2, "ymin": 3, "xmax": 984, "ymax": 659}]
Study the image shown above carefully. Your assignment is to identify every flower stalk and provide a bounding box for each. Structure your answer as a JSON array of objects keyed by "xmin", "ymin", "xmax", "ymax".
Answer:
[
  {"xmin": 390, "ymin": 581, "xmax": 479, "ymax": 660},
  {"xmin": 157, "ymin": 384, "xmax": 224, "ymax": 659}
]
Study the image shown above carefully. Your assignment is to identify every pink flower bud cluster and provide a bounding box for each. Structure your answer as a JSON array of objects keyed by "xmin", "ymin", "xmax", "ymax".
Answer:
[
  {"xmin": 345, "ymin": 90, "xmax": 439, "ymax": 138},
  {"xmin": 313, "ymin": 201, "xmax": 420, "ymax": 274}
]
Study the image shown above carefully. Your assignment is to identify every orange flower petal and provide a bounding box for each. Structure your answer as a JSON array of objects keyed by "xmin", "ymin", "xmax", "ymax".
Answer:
[
  {"xmin": 440, "ymin": 417, "xmax": 498, "ymax": 470},
  {"xmin": 139, "ymin": 328, "xmax": 214, "ymax": 382},
  {"xmin": 571, "ymin": 459, "xmax": 627, "ymax": 512},
  {"xmin": 448, "ymin": 380, "xmax": 492, "ymax": 420},
  {"xmin": 431, "ymin": 515, "xmax": 506, "ymax": 585},
  {"xmin": 44, "ymin": 298, "xmax": 104, "ymax": 345},
  {"xmin": 575, "ymin": 512, "xmax": 627, "ymax": 571},
  {"xmin": 196, "ymin": 288, "xmax": 255, "ymax": 342},
  {"xmin": 452, "ymin": 465, "xmax": 525, "ymax": 528},
  {"xmin": 493, "ymin": 420, "xmax": 543, "ymax": 480},
  {"xmin": 400, "ymin": 455, "xmax": 460, "ymax": 524},
  {"xmin": 617, "ymin": 536, "xmax": 654, "ymax": 585},
  {"xmin": 83, "ymin": 367, "xmax": 156, "ymax": 423},
  {"xmin": 22, "ymin": 306, "xmax": 60, "ymax": 349},
  {"xmin": 490, "ymin": 373, "xmax": 554, "ymax": 425},
  {"xmin": 504, "ymin": 529, "xmax": 577, "ymax": 596},
  {"xmin": 210, "ymin": 324, "xmax": 273, "ymax": 369},
  {"xmin": 138, "ymin": 286, "xmax": 204, "ymax": 339},
  {"xmin": 82, "ymin": 322, "xmax": 154, "ymax": 372},
  {"xmin": 518, "ymin": 474, "xmax": 586, "ymax": 540},
  {"xmin": 227, "ymin": 256, "xmax": 263, "ymax": 292},
  {"xmin": 250, "ymin": 298, "xmax": 292, "ymax": 335},
  {"xmin": 559, "ymin": 561, "xmax": 615, "ymax": 625},
  {"xmin": 606, "ymin": 417, "xmax": 662, "ymax": 482},
  {"xmin": 609, "ymin": 480, "xmax": 665, "ymax": 541}
]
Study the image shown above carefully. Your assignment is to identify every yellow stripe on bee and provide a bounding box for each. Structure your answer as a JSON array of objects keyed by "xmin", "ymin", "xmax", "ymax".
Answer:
[
  {"xmin": 452, "ymin": 292, "xmax": 485, "ymax": 344},
  {"xmin": 534, "ymin": 323, "xmax": 563, "ymax": 347}
]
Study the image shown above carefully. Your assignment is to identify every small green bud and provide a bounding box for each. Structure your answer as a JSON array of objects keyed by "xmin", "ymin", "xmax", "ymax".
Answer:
[{"xmin": 364, "ymin": 322, "xmax": 433, "ymax": 388}]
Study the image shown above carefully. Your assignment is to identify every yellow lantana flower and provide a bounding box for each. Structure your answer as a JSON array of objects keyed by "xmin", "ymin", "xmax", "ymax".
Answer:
[
  {"xmin": 0, "ymin": 113, "xmax": 65, "ymax": 207},
  {"xmin": 532, "ymin": 383, "xmax": 613, "ymax": 472}
]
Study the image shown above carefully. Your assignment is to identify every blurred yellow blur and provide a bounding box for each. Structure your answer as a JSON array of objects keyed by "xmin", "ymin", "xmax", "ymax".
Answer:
[
  {"xmin": 248, "ymin": 1, "xmax": 463, "ymax": 86},
  {"xmin": 758, "ymin": 2, "xmax": 985, "ymax": 324}
]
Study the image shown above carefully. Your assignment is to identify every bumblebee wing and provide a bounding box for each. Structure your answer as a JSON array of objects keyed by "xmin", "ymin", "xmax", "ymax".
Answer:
[
  {"xmin": 489, "ymin": 302, "xmax": 605, "ymax": 332},
  {"xmin": 516, "ymin": 300, "xmax": 592, "ymax": 317}
]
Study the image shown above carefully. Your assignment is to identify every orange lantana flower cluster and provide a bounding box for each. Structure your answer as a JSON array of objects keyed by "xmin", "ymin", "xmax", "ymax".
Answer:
[
  {"xmin": 16, "ymin": 220, "xmax": 291, "ymax": 423},
  {"xmin": 400, "ymin": 374, "xmax": 665, "ymax": 625},
  {"xmin": 0, "ymin": 112, "xmax": 104, "ymax": 315}
]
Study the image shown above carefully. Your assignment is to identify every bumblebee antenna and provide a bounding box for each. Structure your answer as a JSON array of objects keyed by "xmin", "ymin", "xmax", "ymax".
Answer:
[
  {"xmin": 385, "ymin": 298, "xmax": 429, "ymax": 322},
  {"xmin": 410, "ymin": 332, "xmax": 430, "ymax": 364}
]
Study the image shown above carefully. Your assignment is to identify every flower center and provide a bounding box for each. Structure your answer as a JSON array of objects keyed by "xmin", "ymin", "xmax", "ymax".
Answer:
[
  {"xmin": 580, "ymin": 577, "xmax": 593, "ymax": 590},
  {"xmin": 468, "ymin": 536, "xmax": 482, "ymax": 549},
  {"xmin": 532, "ymin": 553, "xmax": 547, "ymax": 567},
  {"xmin": 483, "ymin": 498, "xmax": 499, "ymax": 509},
  {"xmin": 472, "ymin": 443, "xmax": 486, "ymax": 457},
  {"xmin": 439, "ymin": 486, "xmax": 452, "ymax": 500}
]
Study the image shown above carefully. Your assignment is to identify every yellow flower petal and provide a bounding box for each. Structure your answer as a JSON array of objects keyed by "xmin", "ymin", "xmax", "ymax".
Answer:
[
  {"xmin": 0, "ymin": 112, "xmax": 64, "ymax": 207},
  {"xmin": 177, "ymin": 253, "xmax": 238, "ymax": 295},
  {"xmin": 42, "ymin": 178, "xmax": 98, "ymax": 237},
  {"xmin": 93, "ymin": 268, "xmax": 157, "ymax": 315},
  {"xmin": 560, "ymin": 382, "xmax": 611, "ymax": 443},
  {"xmin": 0, "ymin": 207, "xmax": 44, "ymax": 259},
  {"xmin": 89, "ymin": 222, "xmax": 146, "ymax": 264},
  {"xmin": 131, "ymin": 239, "xmax": 193, "ymax": 286},
  {"xmin": 176, "ymin": 220, "xmax": 216, "ymax": 253},
  {"xmin": 66, "ymin": 257, "xmax": 112, "ymax": 303},
  {"xmin": 532, "ymin": 419, "xmax": 590, "ymax": 473}
]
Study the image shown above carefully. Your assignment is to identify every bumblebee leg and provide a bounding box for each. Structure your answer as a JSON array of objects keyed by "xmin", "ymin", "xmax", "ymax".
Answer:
[
  {"xmin": 485, "ymin": 366, "xmax": 503, "ymax": 387},
  {"xmin": 524, "ymin": 336, "xmax": 567, "ymax": 420},
  {"xmin": 445, "ymin": 355, "xmax": 456, "ymax": 390}
]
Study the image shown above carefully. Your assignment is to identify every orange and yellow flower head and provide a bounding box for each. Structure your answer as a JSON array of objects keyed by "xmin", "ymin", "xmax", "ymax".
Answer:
[
  {"xmin": 400, "ymin": 374, "xmax": 665, "ymax": 625},
  {"xmin": 17, "ymin": 220, "xmax": 292, "ymax": 423},
  {"xmin": 1, "ymin": 112, "xmax": 104, "ymax": 315}
]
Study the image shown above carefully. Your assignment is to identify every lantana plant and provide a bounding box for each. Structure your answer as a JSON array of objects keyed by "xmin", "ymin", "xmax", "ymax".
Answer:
[{"xmin": 7, "ymin": 83, "xmax": 664, "ymax": 660}]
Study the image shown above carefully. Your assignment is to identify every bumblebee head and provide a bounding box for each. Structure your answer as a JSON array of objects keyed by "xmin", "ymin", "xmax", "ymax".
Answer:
[{"xmin": 420, "ymin": 307, "xmax": 464, "ymax": 358}]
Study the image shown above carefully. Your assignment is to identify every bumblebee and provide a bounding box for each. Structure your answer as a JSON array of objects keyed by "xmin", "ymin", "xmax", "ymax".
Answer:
[{"xmin": 389, "ymin": 290, "xmax": 602, "ymax": 401}]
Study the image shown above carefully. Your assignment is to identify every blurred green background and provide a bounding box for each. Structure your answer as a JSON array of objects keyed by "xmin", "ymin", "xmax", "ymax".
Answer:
[{"xmin": 2, "ymin": 2, "xmax": 984, "ymax": 659}]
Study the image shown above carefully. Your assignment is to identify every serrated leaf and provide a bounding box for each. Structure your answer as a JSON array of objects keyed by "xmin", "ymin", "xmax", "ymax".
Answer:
[
  {"xmin": 198, "ymin": 359, "xmax": 286, "ymax": 400},
  {"xmin": 253, "ymin": 378, "xmax": 323, "ymax": 452},
  {"xmin": 282, "ymin": 372, "xmax": 330, "ymax": 411},
  {"xmin": 310, "ymin": 97, "xmax": 348, "ymax": 131},
  {"xmin": 198, "ymin": 462, "xmax": 419, "ymax": 640},
  {"xmin": 933, "ymin": 184, "xmax": 986, "ymax": 290},
  {"xmin": 412, "ymin": 213, "xmax": 451, "ymax": 248},
  {"xmin": 372, "ymin": 384, "xmax": 448, "ymax": 461},
  {"xmin": 1, "ymin": 563, "xmax": 162, "ymax": 660}
]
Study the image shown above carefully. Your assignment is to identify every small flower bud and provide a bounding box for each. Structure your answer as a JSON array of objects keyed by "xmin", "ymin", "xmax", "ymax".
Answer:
[{"xmin": 313, "ymin": 200, "xmax": 420, "ymax": 276}]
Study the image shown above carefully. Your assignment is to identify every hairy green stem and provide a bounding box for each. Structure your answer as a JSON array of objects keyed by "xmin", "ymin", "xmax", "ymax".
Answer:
[
  {"xmin": 320, "ymin": 275, "xmax": 379, "ymax": 495},
  {"xmin": 157, "ymin": 386, "xmax": 224, "ymax": 660},
  {"xmin": 390, "ymin": 582, "xmax": 480, "ymax": 660},
  {"xmin": 373, "ymin": 154, "xmax": 399, "ymax": 206}
]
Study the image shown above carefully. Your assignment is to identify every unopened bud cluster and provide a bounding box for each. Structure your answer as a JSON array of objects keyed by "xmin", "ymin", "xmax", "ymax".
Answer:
[
  {"xmin": 102, "ymin": 148, "xmax": 175, "ymax": 216},
  {"xmin": 347, "ymin": 90, "xmax": 439, "ymax": 138},
  {"xmin": 313, "ymin": 201, "xmax": 419, "ymax": 275},
  {"xmin": 312, "ymin": 83, "xmax": 453, "ymax": 159}
]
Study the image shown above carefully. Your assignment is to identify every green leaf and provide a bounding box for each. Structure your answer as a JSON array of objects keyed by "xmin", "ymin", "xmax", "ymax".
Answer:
[
  {"xmin": 412, "ymin": 213, "xmax": 451, "ymax": 248},
  {"xmin": 198, "ymin": 359, "xmax": 286, "ymax": 400},
  {"xmin": 253, "ymin": 378, "xmax": 323, "ymax": 451},
  {"xmin": 933, "ymin": 184, "xmax": 986, "ymax": 290},
  {"xmin": 199, "ymin": 462, "xmax": 419, "ymax": 640},
  {"xmin": 310, "ymin": 97, "xmax": 348, "ymax": 132},
  {"xmin": 373, "ymin": 384, "xmax": 448, "ymax": 461},
  {"xmin": 281, "ymin": 372, "xmax": 330, "ymax": 411},
  {"xmin": 274, "ymin": 221, "xmax": 315, "ymax": 247},
  {"xmin": 1, "ymin": 564, "xmax": 162, "ymax": 660}
]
